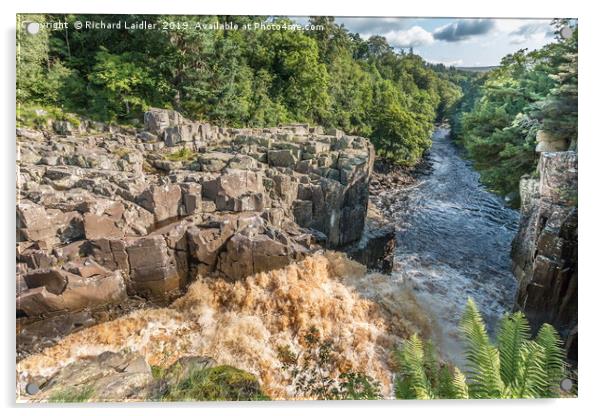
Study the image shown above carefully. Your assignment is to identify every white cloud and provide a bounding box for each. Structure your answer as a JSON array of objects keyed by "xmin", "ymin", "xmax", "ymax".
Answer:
[
  {"xmin": 508, "ymin": 21, "xmax": 555, "ymax": 44},
  {"xmin": 384, "ymin": 26, "xmax": 434, "ymax": 48}
]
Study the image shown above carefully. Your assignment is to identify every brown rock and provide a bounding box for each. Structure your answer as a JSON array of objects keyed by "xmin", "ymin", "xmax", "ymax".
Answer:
[
  {"xmin": 187, "ymin": 226, "xmax": 231, "ymax": 273},
  {"xmin": 83, "ymin": 213, "xmax": 124, "ymax": 239},
  {"xmin": 180, "ymin": 183, "xmax": 203, "ymax": 215},
  {"xmin": 217, "ymin": 232, "xmax": 304, "ymax": 280},
  {"xmin": 136, "ymin": 184, "xmax": 182, "ymax": 222},
  {"xmin": 23, "ymin": 269, "xmax": 68, "ymax": 295},
  {"xmin": 87, "ymin": 238, "xmax": 129, "ymax": 272},
  {"xmin": 17, "ymin": 264, "xmax": 126, "ymax": 318},
  {"xmin": 125, "ymin": 235, "xmax": 182, "ymax": 299}
]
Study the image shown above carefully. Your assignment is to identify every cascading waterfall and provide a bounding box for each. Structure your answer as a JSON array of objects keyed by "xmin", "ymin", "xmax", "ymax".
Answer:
[
  {"xmin": 17, "ymin": 252, "xmax": 431, "ymax": 399},
  {"xmin": 17, "ymin": 127, "xmax": 520, "ymax": 399}
]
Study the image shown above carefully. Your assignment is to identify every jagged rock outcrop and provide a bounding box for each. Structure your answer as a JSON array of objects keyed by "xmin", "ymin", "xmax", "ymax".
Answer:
[
  {"xmin": 18, "ymin": 350, "xmax": 264, "ymax": 402},
  {"xmin": 345, "ymin": 203, "xmax": 395, "ymax": 273},
  {"xmin": 511, "ymin": 151, "xmax": 578, "ymax": 361},
  {"xmin": 16, "ymin": 108, "xmax": 375, "ymax": 349}
]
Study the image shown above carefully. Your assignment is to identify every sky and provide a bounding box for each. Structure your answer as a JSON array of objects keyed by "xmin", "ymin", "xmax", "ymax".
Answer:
[{"xmin": 296, "ymin": 17, "xmax": 558, "ymax": 67}]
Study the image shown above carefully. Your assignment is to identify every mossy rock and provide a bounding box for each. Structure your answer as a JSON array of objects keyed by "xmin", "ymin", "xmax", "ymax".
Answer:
[
  {"xmin": 48, "ymin": 385, "xmax": 94, "ymax": 403},
  {"xmin": 161, "ymin": 364, "xmax": 269, "ymax": 402}
]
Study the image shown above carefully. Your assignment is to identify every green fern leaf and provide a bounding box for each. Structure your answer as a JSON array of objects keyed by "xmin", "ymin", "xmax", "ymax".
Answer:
[
  {"xmin": 510, "ymin": 340, "xmax": 548, "ymax": 398},
  {"xmin": 396, "ymin": 334, "xmax": 434, "ymax": 399},
  {"xmin": 451, "ymin": 367, "xmax": 470, "ymax": 399},
  {"xmin": 498, "ymin": 311, "xmax": 530, "ymax": 387},
  {"xmin": 535, "ymin": 324, "xmax": 566, "ymax": 397},
  {"xmin": 460, "ymin": 298, "xmax": 504, "ymax": 398}
]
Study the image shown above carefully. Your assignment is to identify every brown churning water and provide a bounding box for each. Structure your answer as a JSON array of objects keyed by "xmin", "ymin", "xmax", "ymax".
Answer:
[{"xmin": 17, "ymin": 252, "xmax": 432, "ymax": 399}]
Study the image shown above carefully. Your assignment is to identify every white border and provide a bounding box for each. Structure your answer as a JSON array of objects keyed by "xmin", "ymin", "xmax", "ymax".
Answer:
[{"xmin": 2, "ymin": 1, "xmax": 600, "ymax": 415}]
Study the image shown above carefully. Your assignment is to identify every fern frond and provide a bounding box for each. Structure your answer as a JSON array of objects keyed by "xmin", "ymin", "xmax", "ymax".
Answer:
[
  {"xmin": 498, "ymin": 311, "xmax": 530, "ymax": 387},
  {"xmin": 397, "ymin": 334, "xmax": 434, "ymax": 399},
  {"xmin": 451, "ymin": 367, "xmax": 470, "ymax": 399},
  {"xmin": 535, "ymin": 324, "xmax": 566, "ymax": 397},
  {"xmin": 510, "ymin": 340, "xmax": 548, "ymax": 398},
  {"xmin": 460, "ymin": 298, "xmax": 504, "ymax": 398}
]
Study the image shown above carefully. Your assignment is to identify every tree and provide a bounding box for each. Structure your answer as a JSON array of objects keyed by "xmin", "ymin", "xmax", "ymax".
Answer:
[
  {"xmin": 533, "ymin": 19, "xmax": 578, "ymax": 148},
  {"xmin": 88, "ymin": 49, "xmax": 154, "ymax": 121},
  {"xmin": 454, "ymin": 21, "xmax": 578, "ymax": 204},
  {"xmin": 371, "ymin": 80, "xmax": 431, "ymax": 166},
  {"xmin": 17, "ymin": 14, "xmax": 49, "ymax": 103},
  {"xmin": 18, "ymin": 14, "xmax": 462, "ymax": 167}
]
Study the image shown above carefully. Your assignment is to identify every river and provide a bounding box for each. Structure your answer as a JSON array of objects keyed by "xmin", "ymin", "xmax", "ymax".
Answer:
[
  {"xmin": 374, "ymin": 127, "xmax": 520, "ymax": 364},
  {"xmin": 16, "ymin": 127, "xmax": 522, "ymax": 398}
]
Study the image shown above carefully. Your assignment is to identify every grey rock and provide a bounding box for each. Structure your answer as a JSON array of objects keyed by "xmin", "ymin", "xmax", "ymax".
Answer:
[{"xmin": 512, "ymin": 151, "xmax": 577, "ymax": 361}]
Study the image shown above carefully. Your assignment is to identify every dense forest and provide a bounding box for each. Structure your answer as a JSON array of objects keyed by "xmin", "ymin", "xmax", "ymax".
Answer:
[
  {"xmin": 450, "ymin": 19, "xmax": 578, "ymax": 204},
  {"xmin": 16, "ymin": 15, "xmax": 577, "ymax": 200},
  {"xmin": 16, "ymin": 15, "xmax": 461, "ymax": 166}
]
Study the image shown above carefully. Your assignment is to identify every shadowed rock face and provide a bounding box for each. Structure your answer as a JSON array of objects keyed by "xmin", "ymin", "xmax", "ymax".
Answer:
[
  {"xmin": 16, "ymin": 108, "xmax": 375, "ymax": 346},
  {"xmin": 512, "ymin": 151, "xmax": 578, "ymax": 361}
]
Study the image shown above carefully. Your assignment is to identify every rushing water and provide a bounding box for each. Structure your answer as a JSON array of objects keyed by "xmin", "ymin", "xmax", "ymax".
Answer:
[
  {"xmin": 17, "ymin": 127, "xmax": 521, "ymax": 399},
  {"xmin": 376, "ymin": 127, "xmax": 520, "ymax": 364}
]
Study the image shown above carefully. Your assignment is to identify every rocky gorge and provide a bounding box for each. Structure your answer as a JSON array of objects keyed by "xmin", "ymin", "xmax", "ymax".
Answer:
[
  {"xmin": 16, "ymin": 108, "xmax": 405, "ymax": 400},
  {"xmin": 15, "ymin": 110, "xmax": 577, "ymax": 401}
]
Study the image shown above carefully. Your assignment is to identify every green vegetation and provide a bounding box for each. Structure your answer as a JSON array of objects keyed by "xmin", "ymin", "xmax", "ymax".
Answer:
[
  {"xmin": 47, "ymin": 385, "xmax": 94, "ymax": 403},
  {"xmin": 278, "ymin": 326, "xmax": 383, "ymax": 400},
  {"xmin": 160, "ymin": 365, "xmax": 269, "ymax": 401},
  {"xmin": 164, "ymin": 147, "xmax": 196, "ymax": 162},
  {"xmin": 451, "ymin": 19, "xmax": 578, "ymax": 205},
  {"xmin": 16, "ymin": 14, "xmax": 460, "ymax": 166},
  {"xmin": 395, "ymin": 299, "xmax": 568, "ymax": 399}
]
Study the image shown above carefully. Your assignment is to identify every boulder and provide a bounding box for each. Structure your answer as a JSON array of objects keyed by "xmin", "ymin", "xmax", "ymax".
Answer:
[
  {"xmin": 187, "ymin": 225, "xmax": 234, "ymax": 274},
  {"xmin": 164, "ymin": 123, "xmax": 198, "ymax": 146},
  {"xmin": 180, "ymin": 183, "xmax": 203, "ymax": 215},
  {"xmin": 292, "ymin": 200, "xmax": 313, "ymax": 228},
  {"xmin": 125, "ymin": 235, "xmax": 183, "ymax": 300},
  {"xmin": 23, "ymin": 269, "xmax": 68, "ymax": 295},
  {"xmin": 198, "ymin": 152, "xmax": 232, "ymax": 172},
  {"xmin": 17, "ymin": 202, "xmax": 83, "ymax": 246},
  {"xmin": 87, "ymin": 238, "xmax": 129, "ymax": 272},
  {"xmin": 272, "ymin": 174, "xmax": 298, "ymax": 206},
  {"xmin": 268, "ymin": 149, "xmax": 298, "ymax": 167},
  {"xmin": 144, "ymin": 108, "xmax": 185, "ymax": 135},
  {"xmin": 345, "ymin": 215, "xmax": 395, "ymax": 273},
  {"xmin": 202, "ymin": 170, "xmax": 264, "ymax": 212},
  {"xmin": 17, "ymin": 262, "xmax": 126, "ymax": 318},
  {"xmin": 217, "ymin": 232, "xmax": 305, "ymax": 280},
  {"xmin": 23, "ymin": 351, "xmax": 156, "ymax": 402},
  {"xmin": 83, "ymin": 213, "xmax": 124, "ymax": 239},
  {"xmin": 52, "ymin": 120, "xmax": 76, "ymax": 135},
  {"xmin": 136, "ymin": 184, "xmax": 182, "ymax": 222}
]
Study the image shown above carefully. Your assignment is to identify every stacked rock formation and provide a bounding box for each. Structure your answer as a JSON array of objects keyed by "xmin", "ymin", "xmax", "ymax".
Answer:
[
  {"xmin": 511, "ymin": 150, "xmax": 578, "ymax": 361},
  {"xmin": 16, "ymin": 108, "xmax": 376, "ymax": 353}
]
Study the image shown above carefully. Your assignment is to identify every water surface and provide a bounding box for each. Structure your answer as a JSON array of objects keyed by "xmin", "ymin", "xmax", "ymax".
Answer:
[{"xmin": 375, "ymin": 127, "xmax": 519, "ymax": 363}]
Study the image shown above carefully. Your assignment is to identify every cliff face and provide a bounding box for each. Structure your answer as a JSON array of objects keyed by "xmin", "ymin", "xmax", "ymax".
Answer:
[
  {"xmin": 16, "ymin": 108, "xmax": 376, "ymax": 355},
  {"xmin": 511, "ymin": 151, "xmax": 578, "ymax": 361}
]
